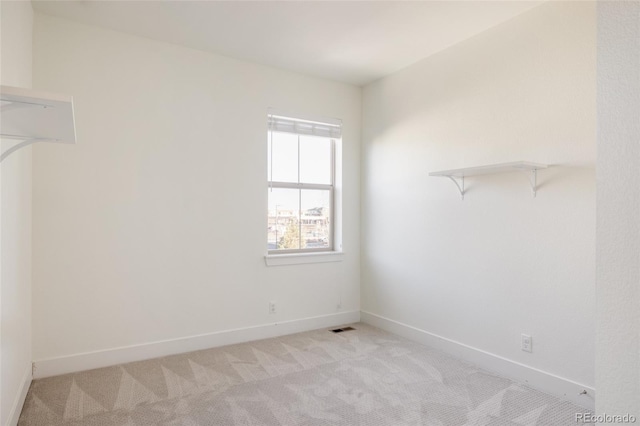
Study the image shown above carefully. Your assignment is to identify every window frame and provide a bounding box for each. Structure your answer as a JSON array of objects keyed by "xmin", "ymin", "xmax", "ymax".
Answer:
[{"xmin": 267, "ymin": 117, "xmax": 338, "ymax": 255}]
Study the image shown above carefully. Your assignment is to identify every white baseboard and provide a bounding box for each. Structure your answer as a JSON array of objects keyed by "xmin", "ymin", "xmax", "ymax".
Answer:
[
  {"xmin": 33, "ymin": 311, "xmax": 360, "ymax": 379},
  {"xmin": 5, "ymin": 365, "xmax": 32, "ymax": 426},
  {"xmin": 360, "ymin": 311, "xmax": 595, "ymax": 410}
]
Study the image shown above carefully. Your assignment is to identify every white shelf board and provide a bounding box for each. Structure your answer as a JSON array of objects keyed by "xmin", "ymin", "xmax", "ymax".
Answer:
[
  {"xmin": 1, "ymin": 85, "xmax": 76, "ymax": 144},
  {"xmin": 429, "ymin": 161, "xmax": 547, "ymax": 178}
]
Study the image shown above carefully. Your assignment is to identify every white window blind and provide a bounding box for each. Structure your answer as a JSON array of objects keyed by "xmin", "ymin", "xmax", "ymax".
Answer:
[{"xmin": 268, "ymin": 114, "xmax": 342, "ymax": 139}]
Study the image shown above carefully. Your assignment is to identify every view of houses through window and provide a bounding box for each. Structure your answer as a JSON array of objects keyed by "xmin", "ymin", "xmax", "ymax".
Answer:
[{"xmin": 267, "ymin": 188, "xmax": 331, "ymax": 250}]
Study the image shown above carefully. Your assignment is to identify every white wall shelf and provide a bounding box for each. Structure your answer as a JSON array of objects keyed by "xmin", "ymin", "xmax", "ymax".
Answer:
[
  {"xmin": 429, "ymin": 161, "xmax": 548, "ymax": 200},
  {"xmin": 1, "ymin": 85, "xmax": 76, "ymax": 162}
]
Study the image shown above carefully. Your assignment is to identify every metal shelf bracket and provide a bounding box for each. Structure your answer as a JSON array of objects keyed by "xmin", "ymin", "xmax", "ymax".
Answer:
[
  {"xmin": 446, "ymin": 175, "xmax": 465, "ymax": 200},
  {"xmin": 1, "ymin": 138, "xmax": 57, "ymax": 163},
  {"xmin": 521, "ymin": 168, "xmax": 538, "ymax": 197}
]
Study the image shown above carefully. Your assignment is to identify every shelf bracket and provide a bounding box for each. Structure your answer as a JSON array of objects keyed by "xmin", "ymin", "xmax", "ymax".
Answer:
[
  {"xmin": 0, "ymin": 138, "xmax": 54, "ymax": 163},
  {"xmin": 520, "ymin": 169, "xmax": 538, "ymax": 197},
  {"xmin": 446, "ymin": 176, "xmax": 465, "ymax": 200}
]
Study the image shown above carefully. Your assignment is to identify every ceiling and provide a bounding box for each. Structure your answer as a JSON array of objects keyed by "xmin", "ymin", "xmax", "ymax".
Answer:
[{"xmin": 32, "ymin": 1, "xmax": 543, "ymax": 86}]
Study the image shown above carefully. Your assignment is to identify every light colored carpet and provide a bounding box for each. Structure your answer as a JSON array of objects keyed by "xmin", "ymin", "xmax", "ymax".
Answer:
[{"xmin": 19, "ymin": 323, "xmax": 590, "ymax": 425}]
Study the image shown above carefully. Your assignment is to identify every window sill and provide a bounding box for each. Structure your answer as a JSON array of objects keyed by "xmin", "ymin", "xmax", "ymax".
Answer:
[{"xmin": 264, "ymin": 251, "xmax": 344, "ymax": 266}]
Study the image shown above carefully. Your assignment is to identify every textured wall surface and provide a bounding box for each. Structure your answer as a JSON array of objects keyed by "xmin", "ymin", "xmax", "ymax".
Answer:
[
  {"xmin": 362, "ymin": 0, "xmax": 596, "ymax": 389},
  {"xmin": 596, "ymin": 1, "xmax": 640, "ymax": 417},
  {"xmin": 1, "ymin": 1, "xmax": 34, "ymax": 424},
  {"xmin": 32, "ymin": 15, "xmax": 361, "ymax": 364}
]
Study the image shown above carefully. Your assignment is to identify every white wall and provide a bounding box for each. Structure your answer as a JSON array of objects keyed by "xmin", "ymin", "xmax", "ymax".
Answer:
[
  {"xmin": 596, "ymin": 1, "xmax": 640, "ymax": 417},
  {"xmin": 32, "ymin": 15, "xmax": 360, "ymax": 370},
  {"xmin": 362, "ymin": 0, "xmax": 596, "ymax": 403},
  {"xmin": 0, "ymin": 1, "xmax": 34, "ymax": 424}
]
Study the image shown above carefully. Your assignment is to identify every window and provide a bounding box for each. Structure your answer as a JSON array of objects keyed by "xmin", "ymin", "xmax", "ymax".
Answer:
[{"xmin": 267, "ymin": 113, "xmax": 341, "ymax": 254}]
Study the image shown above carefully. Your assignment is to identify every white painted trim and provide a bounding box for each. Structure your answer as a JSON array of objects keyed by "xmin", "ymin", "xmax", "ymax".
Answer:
[
  {"xmin": 264, "ymin": 251, "xmax": 344, "ymax": 266},
  {"xmin": 33, "ymin": 311, "xmax": 360, "ymax": 379},
  {"xmin": 5, "ymin": 365, "xmax": 32, "ymax": 426},
  {"xmin": 360, "ymin": 311, "xmax": 595, "ymax": 410}
]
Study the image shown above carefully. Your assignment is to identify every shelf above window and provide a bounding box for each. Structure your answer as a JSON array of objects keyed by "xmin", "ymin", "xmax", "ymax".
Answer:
[
  {"xmin": 429, "ymin": 161, "xmax": 548, "ymax": 200},
  {"xmin": 1, "ymin": 85, "xmax": 76, "ymax": 162}
]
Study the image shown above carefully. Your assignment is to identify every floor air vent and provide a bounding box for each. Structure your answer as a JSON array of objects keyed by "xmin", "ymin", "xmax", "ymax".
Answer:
[{"xmin": 330, "ymin": 326, "xmax": 355, "ymax": 333}]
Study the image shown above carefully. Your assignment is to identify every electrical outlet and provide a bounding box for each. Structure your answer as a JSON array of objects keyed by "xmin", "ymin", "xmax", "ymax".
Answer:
[
  {"xmin": 269, "ymin": 301, "xmax": 276, "ymax": 314},
  {"xmin": 521, "ymin": 334, "xmax": 532, "ymax": 352}
]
